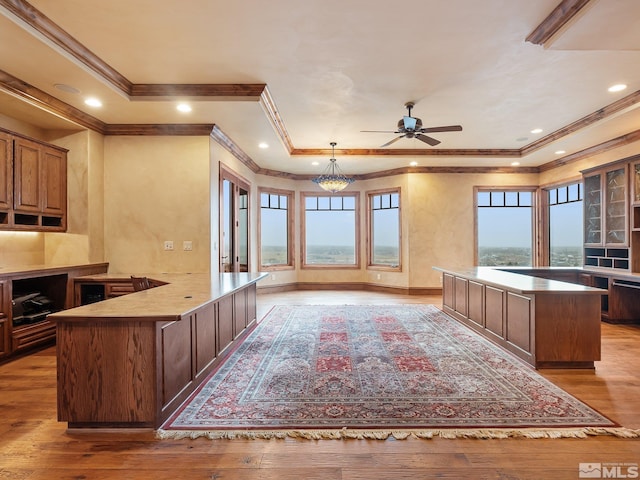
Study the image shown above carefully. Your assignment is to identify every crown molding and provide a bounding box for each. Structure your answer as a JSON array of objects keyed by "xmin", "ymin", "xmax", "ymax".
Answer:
[
  {"xmin": 211, "ymin": 125, "xmax": 261, "ymax": 173},
  {"xmin": 104, "ymin": 124, "xmax": 215, "ymax": 136}
]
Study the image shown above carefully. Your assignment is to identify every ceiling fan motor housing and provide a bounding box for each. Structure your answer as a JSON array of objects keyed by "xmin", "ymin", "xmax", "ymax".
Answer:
[{"xmin": 398, "ymin": 116, "xmax": 421, "ymax": 132}]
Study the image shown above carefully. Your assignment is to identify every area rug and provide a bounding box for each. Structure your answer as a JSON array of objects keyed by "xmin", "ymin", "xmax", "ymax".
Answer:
[{"xmin": 159, "ymin": 305, "xmax": 634, "ymax": 440}]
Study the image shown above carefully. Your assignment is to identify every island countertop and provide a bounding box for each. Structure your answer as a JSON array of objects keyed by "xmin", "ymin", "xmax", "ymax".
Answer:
[
  {"xmin": 48, "ymin": 272, "xmax": 268, "ymax": 322},
  {"xmin": 432, "ymin": 266, "xmax": 606, "ymax": 295}
]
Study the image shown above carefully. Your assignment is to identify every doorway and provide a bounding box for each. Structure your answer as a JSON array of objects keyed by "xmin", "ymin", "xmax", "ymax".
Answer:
[{"xmin": 220, "ymin": 165, "xmax": 250, "ymax": 272}]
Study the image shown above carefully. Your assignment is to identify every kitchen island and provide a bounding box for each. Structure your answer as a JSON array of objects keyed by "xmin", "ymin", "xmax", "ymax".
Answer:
[
  {"xmin": 49, "ymin": 272, "xmax": 267, "ymax": 429},
  {"xmin": 433, "ymin": 266, "xmax": 606, "ymax": 369}
]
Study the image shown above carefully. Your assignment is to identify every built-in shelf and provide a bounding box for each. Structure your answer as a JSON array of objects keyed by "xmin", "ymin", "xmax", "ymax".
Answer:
[{"xmin": 584, "ymin": 247, "xmax": 630, "ymax": 270}]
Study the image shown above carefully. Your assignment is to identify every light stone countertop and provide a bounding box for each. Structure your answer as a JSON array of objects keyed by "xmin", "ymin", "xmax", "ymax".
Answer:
[
  {"xmin": 432, "ymin": 266, "xmax": 607, "ymax": 295},
  {"xmin": 49, "ymin": 272, "xmax": 268, "ymax": 322}
]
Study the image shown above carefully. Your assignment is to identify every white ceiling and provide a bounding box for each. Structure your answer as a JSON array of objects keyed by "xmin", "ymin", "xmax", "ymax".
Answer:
[{"xmin": 1, "ymin": 0, "xmax": 640, "ymax": 175}]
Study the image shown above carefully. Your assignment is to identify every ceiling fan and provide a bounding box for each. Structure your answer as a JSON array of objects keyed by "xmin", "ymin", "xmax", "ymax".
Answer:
[{"xmin": 362, "ymin": 102, "xmax": 462, "ymax": 147}]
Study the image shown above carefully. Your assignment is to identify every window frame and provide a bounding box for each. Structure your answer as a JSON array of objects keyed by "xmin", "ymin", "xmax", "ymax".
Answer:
[
  {"xmin": 539, "ymin": 178, "xmax": 584, "ymax": 267},
  {"xmin": 258, "ymin": 187, "xmax": 295, "ymax": 271},
  {"xmin": 474, "ymin": 186, "xmax": 538, "ymax": 267},
  {"xmin": 300, "ymin": 191, "xmax": 360, "ymax": 270},
  {"xmin": 366, "ymin": 187, "xmax": 402, "ymax": 271}
]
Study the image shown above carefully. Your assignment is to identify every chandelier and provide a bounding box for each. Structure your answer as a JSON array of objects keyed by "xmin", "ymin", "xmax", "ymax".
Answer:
[{"xmin": 312, "ymin": 142, "xmax": 355, "ymax": 193}]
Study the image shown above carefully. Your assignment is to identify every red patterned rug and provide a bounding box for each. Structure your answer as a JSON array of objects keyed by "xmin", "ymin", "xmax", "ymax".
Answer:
[{"xmin": 159, "ymin": 305, "xmax": 628, "ymax": 440}]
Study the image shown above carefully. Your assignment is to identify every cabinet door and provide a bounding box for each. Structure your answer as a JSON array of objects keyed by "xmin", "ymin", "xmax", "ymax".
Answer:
[
  {"xmin": 0, "ymin": 280, "xmax": 7, "ymax": 358},
  {"xmin": 583, "ymin": 173, "xmax": 602, "ymax": 245},
  {"xmin": 41, "ymin": 147, "xmax": 67, "ymax": 215},
  {"xmin": 13, "ymin": 137, "xmax": 41, "ymax": 213},
  {"xmin": 442, "ymin": 273, "xmax": 454, "ymax": 309},
  {"xmin": 605, "ymin": 167, "xmax": 627, "ymax": 245},
  {"xmin": 0, "ymin": 132, "xmax": 12, "ymax": 210},
  {"xmin": 633, "ymin": 161, "xmax": 640, "ymax": 205}
]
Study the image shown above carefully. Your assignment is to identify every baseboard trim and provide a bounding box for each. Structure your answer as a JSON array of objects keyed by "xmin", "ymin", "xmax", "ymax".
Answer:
[{"xmin": 257, "ymin": 282, "xmax": 442, "ymax": 296}]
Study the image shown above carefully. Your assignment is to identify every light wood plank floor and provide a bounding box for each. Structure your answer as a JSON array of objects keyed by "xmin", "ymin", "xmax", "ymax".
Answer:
[{"xmin": 0, "ymin": 290, "xmax": 638, "ymax": 480}]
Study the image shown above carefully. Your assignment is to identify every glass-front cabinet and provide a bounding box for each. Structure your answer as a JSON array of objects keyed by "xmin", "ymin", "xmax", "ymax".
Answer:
[
  {"xmin": 584, "ymin": 173, "xmax": 602, "ymax": 245},
  {"xmin": 605, "ymin": 167, "xmax": 627, "ymax": 245},
  {"xmin": 633, "ymin": 161, "xmax": 640, "ymax": 204},
  {"xmin": 582, "ymin": 161, "xmax": 630, "ymax": 271}
]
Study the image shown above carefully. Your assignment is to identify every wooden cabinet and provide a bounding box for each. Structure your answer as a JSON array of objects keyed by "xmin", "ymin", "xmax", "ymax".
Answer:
[
  {"xmin": 438, "ymin": 268, "xmax": 602, "ymax": 369},
  {"xmin": 0, "ymin": 280, "xmax": 8, "ymax": 357},
  {"xmin": 631, "ymin": 160, "xmax": 640, "ymax": 274},
  {"xmin": 55, "ymin": 276, "xmax": 262, "ymax": 428},
  {"xmin": 0, "ymin": 264, "xmax": 109, "ymax": 361},
  {"xmin": 0, "ymin": 127, "xmax": 67, "ymax": 231},
  {"xmin": 583, "ymin": 161, "xmax": 630, "ymax": 271},
  {"xmin": 13, "ymin": 137, "xmax": 41, "ymax": 213},
  {"xmin": 41, "ymin": 146, "xmax": 67, "ymax": 217}
]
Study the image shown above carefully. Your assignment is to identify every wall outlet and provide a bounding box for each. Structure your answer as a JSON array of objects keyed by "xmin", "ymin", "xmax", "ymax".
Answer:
[
  {"xmin": 376, "ymin": 273, "xmax": 381, "ymax": 280},
  {"xmin": 164, "ymin": 240, "xmax": 174, "ymax": 251},
  {"xmin": 271, "ymin": 274, "xmax": 276, "ymax": 280},
  {"xmin": 183, "ymin": 241, "xmax": 193, "ymax": 251}
]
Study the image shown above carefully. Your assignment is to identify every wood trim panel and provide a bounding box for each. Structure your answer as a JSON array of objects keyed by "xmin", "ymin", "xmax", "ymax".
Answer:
[
  {"xmin": 291, "ymin": 147, "xmax": 521, "ymax": 157},
  {"xmin": 259, "ymin": 85, "xmax": 294, "ymax": 153},
  {"xmin": 130, "ymin": 83, "xmax": 266, "ymax": 99},
  {"xmin": 525, "ymin": 0, "xmax": 594, "ymax": 46},
  {"xmin": 104, "ymin": 124, "xmax": 215, "ymax": 136}
]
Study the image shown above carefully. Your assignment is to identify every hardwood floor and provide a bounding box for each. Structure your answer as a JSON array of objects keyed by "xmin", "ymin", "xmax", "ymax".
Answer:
[{"xmin": 1, "ymin": 290, "xmax": 639, "ymax": 480}]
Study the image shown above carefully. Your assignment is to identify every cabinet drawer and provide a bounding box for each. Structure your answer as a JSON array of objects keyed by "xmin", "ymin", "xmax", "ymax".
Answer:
[
  {"xmin": 105, "ymin": 282, "xmax": 135, "ymax": 297},
  {"xmin": 0, "ymin": 318, "xmax": 8, "ymax": 357},
  {"xmin": 12, "ymin": 320, "xmax": 56, "ymax": 352}
]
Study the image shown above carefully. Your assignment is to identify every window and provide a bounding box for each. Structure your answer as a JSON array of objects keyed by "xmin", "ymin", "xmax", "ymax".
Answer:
[
  {"xmin": 476, "ymin": 188, "xmax": 536, "ymax": 266},
  {"xmin": 368, "ymin": 189, "xmax": 401, "ymax": 269},
  {"xmin": 546, "ymin": 182, "xmax": 583, "ymax": 267},
  {"xmin": 302, "ymin": 192, "xmax": 359, "ymax": 268},
  {"xmin": 259, "ymin": 188, "xmax": 294, "ymax": 270}
]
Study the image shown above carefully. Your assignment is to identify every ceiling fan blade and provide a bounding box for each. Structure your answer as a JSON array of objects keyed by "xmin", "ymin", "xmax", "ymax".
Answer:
[
  {"xmin": 416, "ymin": 134, "xmax": 441, "ymax": 146},
  {"xmin": 361, "ymin": 130, "xmax": 398, "ymax": 133},
  {"xmin": 421, "ymin": 125, "xmax": 463, "ymax": 133},
  {"xmin": 403, "ymin": 116, "xmax": 417, "ymax": 131},
  {"xmin": 380, "ymin": 135, "xmax": 405, "ymax": 147}
]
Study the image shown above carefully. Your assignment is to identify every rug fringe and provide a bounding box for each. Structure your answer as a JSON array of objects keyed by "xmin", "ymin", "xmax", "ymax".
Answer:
[{"xmin": 155, "ymin": 426, "xmax": 640, "ymax": 441}]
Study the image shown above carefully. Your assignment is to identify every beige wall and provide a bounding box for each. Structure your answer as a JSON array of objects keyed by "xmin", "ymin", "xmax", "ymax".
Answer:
[
  {"xmin": 406, "ymin": 172, "xmax": 539, "ymax": 287},
  {"xmin": 103, "ymin": 136, "xmax": 211, "ymax": 274}
]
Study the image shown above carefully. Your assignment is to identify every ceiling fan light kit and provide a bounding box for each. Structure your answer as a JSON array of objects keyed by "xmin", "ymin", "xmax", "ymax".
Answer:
[
  {"xmin": 312, "ymin": 142, "xmax": 355, "ymax": 193},
  {"xmin": 362, "ymin": 102, "xmax": 463, "ymax": 147}
]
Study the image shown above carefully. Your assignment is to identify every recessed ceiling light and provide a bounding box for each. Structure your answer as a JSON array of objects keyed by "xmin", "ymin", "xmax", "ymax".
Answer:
[
  {"xmin": 608, "ymin": 84, "xmax": 627, "ymax": 93},
  {"xmin": 258, "ymin": 142, "xmax": 269, "ymax": 149},
  {"xmin": 530, "ymin": 128, "xmax": 543, "ymax": 134},
  {"xmin": 511, "ymin": 161, "xmax": 520, "ymax": 166},
  {"xmin": 409, "ymin": 161, "xmax": 418, "ymax": 167},
  {"xmin": 54, "ymin": 83, "xmax": 80, "ymax": 94},
  {"xmin": 176, "ymin": 103, "xmax": 191, "ymax": 113},
  {"xmin": 84, "ymin": 97, "xmax": 102, "ymax": 107},
  {"xmin": 311, "ymin": 161, "xmax": 320, "ymax": 166},
  {"xmin": 555, "ymin": 150, "xmax": 566, "ymax": 155}
]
